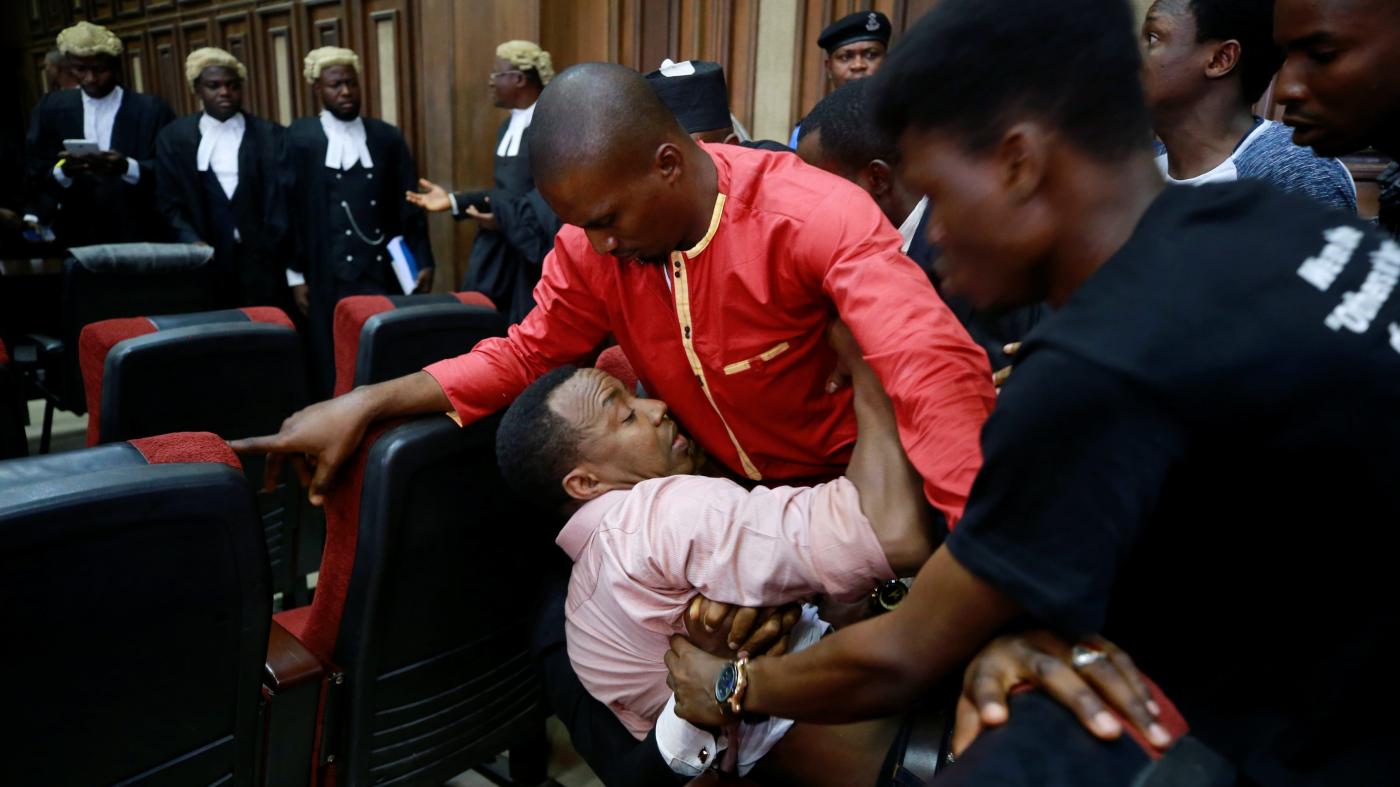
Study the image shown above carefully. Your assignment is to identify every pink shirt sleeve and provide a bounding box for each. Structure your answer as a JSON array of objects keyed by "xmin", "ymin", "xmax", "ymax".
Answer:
[
  {"xmin": 623, "ymin": 475, "xmax": 896, "ymax": 605},
  {"xmin": 424, "ymin": 229, "xmax": 612, "ymax": 424}
]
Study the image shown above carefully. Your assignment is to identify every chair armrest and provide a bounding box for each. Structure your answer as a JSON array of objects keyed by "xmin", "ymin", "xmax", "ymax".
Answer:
[
  {"xmin": 265, "ymin": 619, "xmax": 322, "ymax": 691},
  {"xmin": 22, "ymin": 333, "xmax": 65, "ymax": 358},
  {"xmin": 262, "ymin": 620, "xmax": 324, "ymax": 787}
]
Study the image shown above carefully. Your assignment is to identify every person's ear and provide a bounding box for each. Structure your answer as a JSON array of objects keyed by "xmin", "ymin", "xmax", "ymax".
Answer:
[
  {"xmin": 723, "ymin": 132, "xmax": 739, "ymax": 145},
  {"xmin": 996, "ymin": 123, "xmax": 1048, "ymax": 204},
  {"xmin": 656, "ymin": 141, "xmax": 685, "ymax": 185},
  {"xmin": 563, "ymin": 466, "xmax": 606, "ymax": 502},
  {"xmin": 1204, "ymin": 39, "xmax": 1241, "ymax": 81},
  {"xmin": 866, "ymin": 159, "xmax": 896, "ymax": 200}
]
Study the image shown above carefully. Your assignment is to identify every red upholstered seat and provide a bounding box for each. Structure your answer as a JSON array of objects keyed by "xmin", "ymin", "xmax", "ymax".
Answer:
[
  {"xmin": 128, "ymin": 430, "xmax": 243, "ymax": 469},
  {"xmin": 596, "ymin": 345, "xmax": 640, "ymax": 393},
  {"xmin": 79, "ymin": 307, "xmax": 296, "ymax": 446},
  {"xmin": 331, "ymin": 292, "xmax": 499, "ymax": 397}
]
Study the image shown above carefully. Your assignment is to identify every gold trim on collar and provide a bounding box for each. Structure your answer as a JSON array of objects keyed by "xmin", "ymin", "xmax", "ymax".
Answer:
[{"xmin": 680, "ymin": 193, "xmax": 726, "ymax": 259}]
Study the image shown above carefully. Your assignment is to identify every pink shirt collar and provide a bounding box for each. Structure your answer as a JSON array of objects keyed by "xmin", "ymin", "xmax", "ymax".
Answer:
[{"xmin": 556, "ymin": 489, "xmax": 629, "ymax": 561}]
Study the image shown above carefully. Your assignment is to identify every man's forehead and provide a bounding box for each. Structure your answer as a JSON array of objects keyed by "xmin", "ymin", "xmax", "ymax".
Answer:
[
  {"xmin": 550, "ymin": 369, "xmax": 622, "ymax": 424},
  {"xmin": 831, "ymin": 41, "xmax": 885, "ymax": 56},
  {"xmin": 200, "ymin": 66, "xmax": 239, "ymax": 82}
]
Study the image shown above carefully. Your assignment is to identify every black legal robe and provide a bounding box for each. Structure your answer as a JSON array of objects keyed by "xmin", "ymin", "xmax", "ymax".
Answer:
[
  {"xmin": 453, "ymin": 120, "xmax": 560, "ymax": 325},
  {"xmin": 24, "ymin": 87, "xmax": 176, "ymax": 248},
  {"xmin": 283, "ymin": 115, "xmax": 435, "ymax": 398},
  {"xmin": 155, "ymin": 112, "xmax": 289, "ymax": 308},
  {"xmin": 906, "ymin": 204, "xmax": 1047, "ymax": 371}
]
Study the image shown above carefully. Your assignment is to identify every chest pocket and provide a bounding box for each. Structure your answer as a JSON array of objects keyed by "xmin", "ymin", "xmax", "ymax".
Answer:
[{"xmin": 722, "ymin": 341, "xmax": 791, "ymax": 375}]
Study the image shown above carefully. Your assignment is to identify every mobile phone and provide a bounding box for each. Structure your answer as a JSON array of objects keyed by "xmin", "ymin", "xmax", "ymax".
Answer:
[
  {"xmin": 63, "ymin": 139, "xmax": 101, "ymax": 156},
  {"xmin": 458, "ymin": 190, "xmax": 491, "ymax": 213}
]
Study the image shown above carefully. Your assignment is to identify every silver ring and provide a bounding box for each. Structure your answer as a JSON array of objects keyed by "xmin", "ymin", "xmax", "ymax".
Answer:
[{"xmin": 1070, "ymin": 643, "xmax": 1108, "ymax": 670}]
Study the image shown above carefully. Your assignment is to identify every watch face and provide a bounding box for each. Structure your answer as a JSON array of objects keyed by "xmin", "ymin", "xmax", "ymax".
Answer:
[
  {"xmin": 714, "ymin": 662, "xmax": 737, "ymax": 703},
  {"xmin": 876, "ymin": 580, "xmax": 908, "ymax": 611}
]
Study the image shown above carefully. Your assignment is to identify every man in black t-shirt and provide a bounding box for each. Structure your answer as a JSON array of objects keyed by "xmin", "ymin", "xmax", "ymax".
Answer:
[{"xmin": 663, "ymin": 0, "xmax": 1400, "ymax": 783}]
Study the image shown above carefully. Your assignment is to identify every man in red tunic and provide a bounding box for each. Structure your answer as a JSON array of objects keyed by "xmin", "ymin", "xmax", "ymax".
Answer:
[{"xmin": 234, "ymin": 63, "xmax": 994, "ymax": 527}]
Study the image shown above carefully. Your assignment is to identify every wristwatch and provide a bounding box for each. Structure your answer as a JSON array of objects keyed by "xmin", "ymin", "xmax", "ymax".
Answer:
[
  {"xmin": 870, "ymin": 578, "xmax": 910, "ymax": 614},
  {"xmin": 713, "ymin": 652, "xmax": 750, "ymax": 716}
]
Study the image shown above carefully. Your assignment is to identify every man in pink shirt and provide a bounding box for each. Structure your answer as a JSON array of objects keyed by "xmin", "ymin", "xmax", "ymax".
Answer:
[{"xmin": 494, "ymin": 325, "xmax": 932, "ymax": 778}]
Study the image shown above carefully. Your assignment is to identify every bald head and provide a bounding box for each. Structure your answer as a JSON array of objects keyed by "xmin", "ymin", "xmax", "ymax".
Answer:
[
  {"xmin": 530, "ymin": 62, "xmax": 689, "ymax": 187},
  {"xmin": 527, "ymin": 62, "xmax": 720, "ymax": 265}
]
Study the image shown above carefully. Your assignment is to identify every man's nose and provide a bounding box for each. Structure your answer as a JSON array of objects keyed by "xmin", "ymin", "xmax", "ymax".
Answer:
[
  {"xmin": 642, "ymin": 398, "xmax": 668, "ymax": 425},
  {"xmin": 585, "ymin": 229, "xmax": 617, "ymax": 255},
  {"xmin": 1275, "ymin": 58, "xmax": 1307, "ymax": 106}
]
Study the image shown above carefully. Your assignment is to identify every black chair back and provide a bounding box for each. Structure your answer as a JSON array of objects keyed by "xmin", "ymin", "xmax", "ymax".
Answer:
[
  {"xmin": 59, "ymin": 244, "xmax": 220, "ymax": 413},
  {"xmin": 0, "ymin": 445, "xmax": 269, "ymax": 785},
  {"xmin": 98, "ymin": 315, "xmax": 309, "ymax": 605},
  {"xmin": 356, "ymin": 295, "xmax": 507, "ymax": 388},
  {"xmin": 333, "ymin": 415, "xmax": 544, "ymax": 785}
]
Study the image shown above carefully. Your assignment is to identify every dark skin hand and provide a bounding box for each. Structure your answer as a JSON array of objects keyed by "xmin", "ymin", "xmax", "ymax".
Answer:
[
  {"xmin": 291, "ymin": 284, "xmax": 310, "ymax": 316},
  {"xmin": 951, "ymin": 629, "xmax": 1172, "ymax": 755},
  {"xmin": 666, "ymin": 557, "xmax": 1174, "ymax": 750},
  {"xmin": 684, "ymin": 597, "xmax": 803, "ymax": 657},
  {"xmin": 229, "ymin": 370, "xmax": 452, "ymax": 505},
  {"xmin": 62, "ymin": 151, "xmax": 126, "ymax": 178},
  {"xmin": 992, "ymin": 342, "xmax": 1020, "ymax": 390}
]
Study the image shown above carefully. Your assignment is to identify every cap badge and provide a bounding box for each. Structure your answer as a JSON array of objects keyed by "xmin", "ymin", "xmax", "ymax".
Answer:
[{"xmin": 866, "ymin": 12, "xmax": 880, "ymax": 31}]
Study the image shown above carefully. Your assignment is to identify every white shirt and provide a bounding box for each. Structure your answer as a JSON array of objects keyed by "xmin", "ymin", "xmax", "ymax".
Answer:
[
  {"xmin": 84, "ymin": 84, "xmax": 123, "ymax": 152},
  {"xmin": 495, "ymin": 101, "xmax": 535, "ymax": 158},
  {"xmin": 320, "ymin": 110, "xmax": 373, "ymax": 170},
  {"xmin": 899, "ymin": 196, "xmax": 929, "ymax": 254},
  {"xmin": 198, "ymin": 111, "xmax": 245, "ymax": 200},
  {"xmin": 53, "ymin": 85, "xmax": 140, "ymax": 187}
]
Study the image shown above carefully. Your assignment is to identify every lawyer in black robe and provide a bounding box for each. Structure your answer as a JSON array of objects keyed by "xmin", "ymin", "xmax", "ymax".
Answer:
[
  {"xmin": 452, "ymin": 120, "xmax": 560, "ymax": 325},
  {"xmin": 25, "ymin": 86, "xmax": 174, "ymax": 248},
  {"xmin": 156, "ymin": 113, "xmax": 288, "ymax": 308},
  {"xmin": 283, "ymin": 113, "xmax": 434, "ymax": 396}
]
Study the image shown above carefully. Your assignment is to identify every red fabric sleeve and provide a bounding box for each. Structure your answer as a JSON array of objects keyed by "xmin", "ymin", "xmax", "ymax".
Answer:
[
  {"xmin": 453, "ymin": 291, "xmax": 496, "ymax": 309},
  {"xmin": 130, "ymin": 431, "xmax": 242, "ymax": 470},
  {"xmin": 807, "ymin": 189, "xmax": 996, "ymax": 527},
  {"xmin": 332, "ymin": 295, "xmax": 395, "ymax": 397},
  {"xmin": 80, "ymin": 317, "xmax": 158, "ymax": 446},
  {"xmin": 239, "ymin": 306, "xmax": 296, "ymax": 330},
  {"xmin": 424, "ymin": 230, "xmax": 612, "ymax": 425}
]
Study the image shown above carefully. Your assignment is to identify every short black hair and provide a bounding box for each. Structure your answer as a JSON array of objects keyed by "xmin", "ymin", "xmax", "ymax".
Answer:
[
  {"xmin": 798, "ymin": 80, "xmax": 898, "ymax": 174},
  {"xmin": 870, "ymin": 0, "xmax": 1153, "ymax": 162},
  {"xmin": 530, "ymin": 62, "xmax": 685, "ymax": 187},
  {"xmin": 495, "ymin": 365, "xmax": 583, "ymax": 510},
  {"xmin": 1188, "ymin": 0, "xmax": 1281, "ymax": 104}
]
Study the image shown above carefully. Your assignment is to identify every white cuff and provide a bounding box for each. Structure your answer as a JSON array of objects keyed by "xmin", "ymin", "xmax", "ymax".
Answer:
[
  {"xmin": 448, "ymin": 192, "xmax": 459, "ymax": 215},
  {"xmin": 285, "ymin": 269, "xmax": 306, "ymax": 287},
  {"xmin": 122, "ymin": 157, "xmax": 140, "ymax": 184},
  {"xmin": 655, "ymin": 695, "xmax": 726, "ymax": 776},
  {"xmin": 22, "ymin": 214, "xmax": 38, "ymax": 226},
  {"xmin": 52, "ymin": 162, "xmax": 72, "ymax": 188}
]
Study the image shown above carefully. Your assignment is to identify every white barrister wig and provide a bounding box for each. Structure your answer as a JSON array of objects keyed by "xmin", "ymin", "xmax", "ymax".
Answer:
[
  {"xmin": 56, "ymin": 21, "xmax": 123, "ymax": 58},
  {"xmin": 496, "ymin": 40, "xmax": 554, "ymax": 85},
  {"xmin": 185, "ymin": 47, "xmax": 247, "ymax": 92},
  {"xmin": 303, "ymin": 46, "xmax": 361, "ymax": 84}
]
